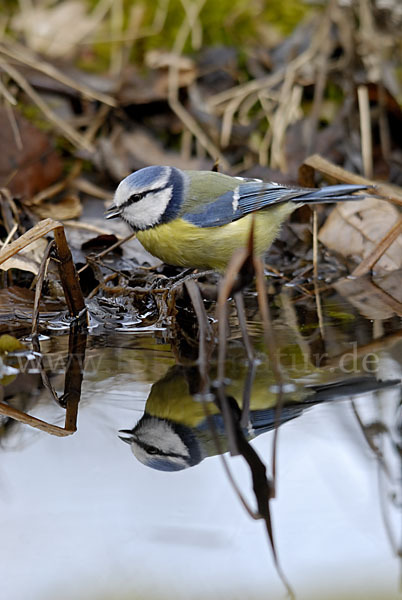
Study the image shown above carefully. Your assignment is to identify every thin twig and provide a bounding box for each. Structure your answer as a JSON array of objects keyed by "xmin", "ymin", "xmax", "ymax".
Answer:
[
  {"xmin": 31, "ymin": 239, "xmax": 55, "ymax": 336},
  {"xmin": 358, "ymin": 85, "xmax": 373, "ymax": 179},
  {"xmin": 77, "ymin": 230, "xmax": 137, "ymax": 275},
  {"xmin": 312, "ymin": 208, "xmax": 324, "ymax": 338}
]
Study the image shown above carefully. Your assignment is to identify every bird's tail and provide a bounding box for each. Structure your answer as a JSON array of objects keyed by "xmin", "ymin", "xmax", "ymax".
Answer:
[
  {"xmin": 249, "ymin": 376, "xmax": 400, "ymax": 434},
  {"xmin": 292, "ymin": 183, "xmax": 369, "ymax": 203},
  {"xmin": 305, "ymin": 375, "xmax": 400, "ymax": 402}
]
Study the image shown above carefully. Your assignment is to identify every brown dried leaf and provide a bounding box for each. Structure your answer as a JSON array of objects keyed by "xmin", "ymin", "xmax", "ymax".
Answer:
[
  {"xmin": 0, "ymin": 238, "xmax": 48, "ymax": 275},
  {"xmin": 334, "ymin": 274, "xmax": 402, "ymax": 319},
  {"xmin": 32, "ymin": 194, "xmax": 82, "ymax": 220},
  {"xmin": 0, "ymin": 106, "xmax": 63, "ymax": 200},
  {"xmin": 318, "ymin": 198, "xmax": 402, "ymax": 272}
]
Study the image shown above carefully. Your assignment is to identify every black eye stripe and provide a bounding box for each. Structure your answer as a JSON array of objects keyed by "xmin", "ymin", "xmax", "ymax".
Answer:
[
  {"xmin": 119, "ymin": 186, "xmax": 166, "ymax": 210},
  {"xmin": 129, "ymin": 192, "xmax": 145, "ymax": 203}
]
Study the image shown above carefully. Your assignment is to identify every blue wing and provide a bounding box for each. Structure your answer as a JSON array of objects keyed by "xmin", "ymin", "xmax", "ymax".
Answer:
[{"xmin": 182, "ymin": 181, "xmax": 368, "ymax": 228}]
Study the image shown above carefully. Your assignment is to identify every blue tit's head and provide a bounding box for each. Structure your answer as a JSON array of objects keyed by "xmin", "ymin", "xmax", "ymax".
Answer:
[
  {"xmin": 106, "ymin": 166, "xmax": 185, "ymax": 231},
  {"xmin": 119, "ymin": 415, "xmax": 204, "ymax": 472}
]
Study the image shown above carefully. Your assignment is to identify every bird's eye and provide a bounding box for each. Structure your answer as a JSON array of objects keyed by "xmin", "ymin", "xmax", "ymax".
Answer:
[
  {"xmin": 129, "ymin": 192, "xmax": 145, "ymax": 203},
  {"xmin": 146, "ymin": 445, "xmax": 159, "ymax": 455}
]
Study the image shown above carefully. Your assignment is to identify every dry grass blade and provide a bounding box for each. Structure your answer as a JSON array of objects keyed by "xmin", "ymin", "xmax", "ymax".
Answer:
[
  {"xmin": 0, "ymin": 61, "xmax": 94, "ymax": 151},
  {"xmin": 0, "ymin": 221, "xmax": 18, "ymax": 249},
  {"xmin": 0, "ymin": 42, "xmax": 117, "ymax": 106},
  {"xmin": 167, "ymin": 0, "xmax": 229, "ymax": 169}
]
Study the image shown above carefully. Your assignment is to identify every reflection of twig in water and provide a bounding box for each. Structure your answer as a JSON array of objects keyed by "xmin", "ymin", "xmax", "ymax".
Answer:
[
  {"xmin": 184, "ymin": 279, "xmax": 212, "ymax": 394},
  {"xmin": 351, "ymin": 396, "xmax": 402, "ymax": 562},
  {"xmin": 178, "ymin": 221, "xmax": 292, "ymax": 597},
  {"xmin": 0, "ymin": 324, "xmax": 87, "ymax": 436},
  {"xmin": 187, "ymin": 280, "xmax": 294, "ymax": 597}
]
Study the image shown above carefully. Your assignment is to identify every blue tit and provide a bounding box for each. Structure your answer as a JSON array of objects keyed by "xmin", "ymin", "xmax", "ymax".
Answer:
[
  {"xmin": 105, "ymin": 166, "xmax": 368, "ymax": 271},
  {"xmin": 119, "ymin": 364, "xmax": 399, "ymax": 472}
]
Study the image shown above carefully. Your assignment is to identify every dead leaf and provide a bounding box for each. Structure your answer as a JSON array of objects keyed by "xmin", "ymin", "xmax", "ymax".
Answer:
[
  {"xmin": 0, "ymin": 237, "xmax": 48, "ymax": 275},
  {"xmin": 334, "ymin": 274, "xmax": 402, "ymax": 319},
  {"xmin": 32, "ymin": 194, "xmax": 82, "ymax": 220},
  {"xmin": 319, "ymin": 198, "xmax": 402, "ymax": 272},
  {"xmin": 0, "ymin": 106, "xmax": 63, "ymax": 200}
]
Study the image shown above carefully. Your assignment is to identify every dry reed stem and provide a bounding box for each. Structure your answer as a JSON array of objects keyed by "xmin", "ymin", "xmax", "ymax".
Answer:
[
  {"xmin": 358, "ymin": 85, "xmax": 373, "ymax": 179},
  {"xmin": 0, "ymin": 401, "xmax": 76, "ymax": 436}
]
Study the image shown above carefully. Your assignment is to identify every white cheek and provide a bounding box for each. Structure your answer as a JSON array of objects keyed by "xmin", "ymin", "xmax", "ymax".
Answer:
[
  {"xmin": 123, "ymin": 188, "xmax": 172, "ymax": 229},
  {"xmin": 134, "ymin": 420, "xmax": 189, "ymax": 456},
  {"xmin": 114, "ymin": 167, "xmax": 171, "ymax": 208}
]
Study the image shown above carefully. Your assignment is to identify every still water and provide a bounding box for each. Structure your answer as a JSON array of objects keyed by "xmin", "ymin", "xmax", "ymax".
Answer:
[{"xmin": 0, "ymin": 285, "xmax": 401, "ymax": 600}]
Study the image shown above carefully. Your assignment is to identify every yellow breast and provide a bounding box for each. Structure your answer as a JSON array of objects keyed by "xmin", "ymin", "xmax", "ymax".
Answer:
[{"xmin": 137, "ymin": 205, "xmax": 296, "ymax": 271}]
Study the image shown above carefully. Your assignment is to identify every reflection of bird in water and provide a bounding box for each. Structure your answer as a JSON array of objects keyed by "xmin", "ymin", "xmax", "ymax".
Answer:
[{"xmin": 119, "ymin": 363, "xmax": 400, "ymax": 472}]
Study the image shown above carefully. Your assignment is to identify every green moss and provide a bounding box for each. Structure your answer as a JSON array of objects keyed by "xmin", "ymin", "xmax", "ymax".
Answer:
[
  {"xmin": 18, "ymin": 103, "xmax": 53, "ymax": 133},
  {"xmin": 259, "ymin": 0, "xmax": 311, "ymax": 35},
  {"xmin": 132, "ymin": 0, "xmax": 312, "ymax": 61}
]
